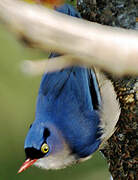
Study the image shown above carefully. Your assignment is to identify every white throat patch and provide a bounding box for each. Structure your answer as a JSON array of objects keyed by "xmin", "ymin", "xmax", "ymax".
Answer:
[{"xmin": 34, "ymin": 143, "xmax": 77, "ymax": 169}]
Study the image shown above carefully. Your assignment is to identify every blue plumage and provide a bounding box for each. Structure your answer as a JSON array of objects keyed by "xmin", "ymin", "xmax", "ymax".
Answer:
[
  {"xmin": 19, "ymin": 4, "xmax": 106, "ymax": 172},
  {"xmin": 34, "ymin": 64, "xmax": 101, "ymax": 157}
]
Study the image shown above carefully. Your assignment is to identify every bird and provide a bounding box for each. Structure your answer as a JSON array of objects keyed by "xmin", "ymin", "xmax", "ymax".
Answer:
[{"xmin": 18, "ymin": 4, "xmax": 120, "ymax": 173}]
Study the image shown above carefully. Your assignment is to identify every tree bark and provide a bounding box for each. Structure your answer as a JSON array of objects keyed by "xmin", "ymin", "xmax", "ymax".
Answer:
[{"xmin": 77, "ymin": 1, "xmax": 138, "ymax": 179}]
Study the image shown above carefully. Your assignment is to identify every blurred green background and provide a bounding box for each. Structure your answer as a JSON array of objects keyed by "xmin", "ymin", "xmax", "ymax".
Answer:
[{"xmin": 0, "ymin": 24, "xmax": 110, "ymax": 180}]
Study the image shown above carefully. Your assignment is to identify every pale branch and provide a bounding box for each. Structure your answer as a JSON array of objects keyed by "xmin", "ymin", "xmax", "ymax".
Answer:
[
  {"xmin": 21, "ymin": 55, "xmax": 105, "ymax": 76},
  {"xmin": 0, "ymin": 0, "xmax": 138, "ymax": 76},
  {"xmin": 21, "ymin": 55, "xmax": 77, "ymax": 76}
]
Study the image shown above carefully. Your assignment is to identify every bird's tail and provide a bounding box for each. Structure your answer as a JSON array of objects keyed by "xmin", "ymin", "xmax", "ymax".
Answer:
[
  {"xmin": 94, "ymin": 68, "xmax": 120, "ymax": 148},
  {"xmin": 55, "ymin": 4, "xmax": 81, "ymax": 18}
]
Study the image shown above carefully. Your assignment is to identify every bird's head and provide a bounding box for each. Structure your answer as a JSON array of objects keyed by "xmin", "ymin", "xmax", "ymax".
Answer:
[{"xmin": 18, "ymin": 120, "xmax": 78, "ymax": 173}]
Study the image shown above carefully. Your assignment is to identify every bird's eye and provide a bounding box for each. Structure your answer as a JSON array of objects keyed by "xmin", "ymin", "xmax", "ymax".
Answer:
[{"xmin": 41, "ymin": 143, "xmax": 49, "ymax": 154}]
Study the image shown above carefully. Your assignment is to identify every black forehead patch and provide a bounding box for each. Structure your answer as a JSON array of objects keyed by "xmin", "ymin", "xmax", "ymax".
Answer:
[{"xmin": 25, "ymin": 148, "xmax": 45, "ymax": 159}]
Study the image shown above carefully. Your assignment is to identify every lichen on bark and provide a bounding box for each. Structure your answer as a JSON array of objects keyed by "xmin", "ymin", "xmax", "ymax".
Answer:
[{"xmin": 77, "ymin": 0, "xmax": 138, "ymax": 179}]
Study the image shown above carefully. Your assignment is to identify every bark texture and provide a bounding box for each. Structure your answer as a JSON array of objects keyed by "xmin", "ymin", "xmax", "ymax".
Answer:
[
  {"xmin": 77, "ymin": 0, "xmax": 138, "ymax": 179},
  {"xmin": 102, "ymin": 78, "xmax": 138, "ymax": 180},
  {"xmin": 77, "ymin": 0, "xmax": 138, "ymax": 28}
]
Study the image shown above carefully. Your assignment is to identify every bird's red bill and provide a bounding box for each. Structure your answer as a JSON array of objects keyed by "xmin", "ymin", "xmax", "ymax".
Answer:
[{"xmin": 18, "ymin": 158, "xmax": 37, "ymax": 174}]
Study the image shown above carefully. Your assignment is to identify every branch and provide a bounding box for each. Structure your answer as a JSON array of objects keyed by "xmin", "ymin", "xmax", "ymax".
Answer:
[
  {"xmin": 0, "ymin": 0, "xmax": 138, "ymax": 76},
  {"xmin": 21, "ymin": 55, "xmax": 77, "ymax": 75}
]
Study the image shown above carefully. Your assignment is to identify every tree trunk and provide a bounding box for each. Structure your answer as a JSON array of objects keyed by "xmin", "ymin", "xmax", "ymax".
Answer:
[{"xmin": 77, "ymin": 0, "xmax": 138, "ymax": 179}]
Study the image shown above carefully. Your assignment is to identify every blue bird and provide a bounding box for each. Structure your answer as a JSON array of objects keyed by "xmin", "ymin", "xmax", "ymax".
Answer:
[{"xmin": 18, "ymin": 4, "xmax": 120, "ymax": 173}]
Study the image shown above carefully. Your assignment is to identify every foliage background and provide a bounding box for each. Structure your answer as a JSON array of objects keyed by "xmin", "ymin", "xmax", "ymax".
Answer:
[{"xmin": 0, "ymin": 24, "xmax": 110, "ymax": 180}]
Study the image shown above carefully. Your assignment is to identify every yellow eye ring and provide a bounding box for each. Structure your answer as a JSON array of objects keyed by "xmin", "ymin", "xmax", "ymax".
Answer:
[{"xmin": 41, "ymin": 143, "xmax": 49, "ymax": 154}]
